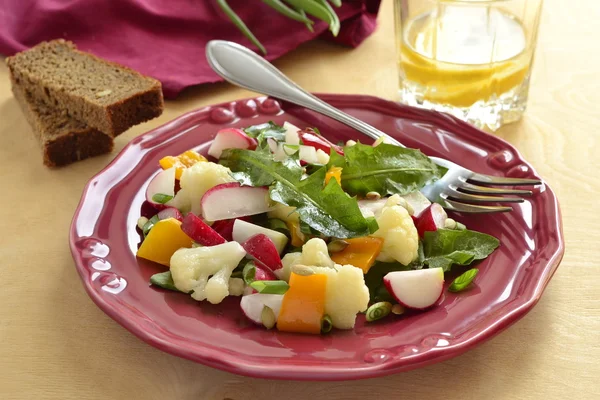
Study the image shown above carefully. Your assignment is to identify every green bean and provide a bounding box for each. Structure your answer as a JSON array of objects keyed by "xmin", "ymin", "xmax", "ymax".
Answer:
[
  {"xmin": 328, "ymin": 0, "xmax": 342, "ymax": 7},
  {"xmin": 216, "ymin": 0, "xmax": 267, "ymax": 54},
  {"xmin": 263, "ymin": 0, "xmax": 313, "ymax": 24},
  {"xmin": 296, "ymin": 8, "xmax": 314, "ymax": 32},
  {"xmin": 315, "ymin": 0, "xmax": 341, "ymax": 35},
  {"xmin": 285, "ymin": 0, "xmax": 339, "ymax": 36}
]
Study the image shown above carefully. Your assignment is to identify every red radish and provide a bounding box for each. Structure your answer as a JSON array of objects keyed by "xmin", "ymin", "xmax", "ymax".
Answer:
[
  {"xmin": 414, "ymin": 203, "xmax": 448, "ymax": 237},
  {"xmin": 283, "ymin": 122, "xmax": 301, "ymax": 145},
  {"xmin": 383, "ymin": 268, "xmax": 444, "ymax": 310},
  {"xmin": 208, "ymin": 128, "xmax": 257, "ymax": 159},
  {"xmin": 298, "ymin": 128, "xmax": 344, "ymax": 155},
  {"xmin": 232, "ymin": 219, "xmax": 289, "ymax": 254},
  {"xmin": 140, "ymin": 200, "xmax": 159, "ymax": 219},
  {"xmin": 402, "ymin": 191, "xmax": 431, "ymax": 217},
  {"xmin": 210, "ymin": 217, "xmax": 250, "ymax": 241},
  {"xmin": 146, "ymin": 167, "xmax": 176, "ymax": 208},
  {"xmin": 242, "ymin": 234, "xmax": 283, "ymax": 272},
  {"xmin": 181, "ymin": 212, "xmax": 226, "ymax": 246},
  {"xmin": 201, "ymin": 182, "xmax": 271, "ymax": 221},
  {"xmin": 254, "ymin": 262, "xmax": 278, "ymax": 281},
  {"xmin": 240, "ymin": 293, "xmax": 284, "ymax": 325},
  {"xmin": 157, "ymin": 207, "xmax": 183, "ymax": 222}
]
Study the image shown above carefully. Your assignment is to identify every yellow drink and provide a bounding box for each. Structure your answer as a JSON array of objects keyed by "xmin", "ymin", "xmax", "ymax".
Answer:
[{"xmin": 395, "ymin": 1, "xmax": 542, "ymax": 130}]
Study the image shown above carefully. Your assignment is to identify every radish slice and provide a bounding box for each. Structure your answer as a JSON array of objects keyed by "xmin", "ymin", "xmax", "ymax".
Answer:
[
  {"xmin": 254, "ymin": 263, "xmax": 277, "ymax": 281},
  {"xmin": 146, "ymin": 167, "xmax": 176, "ymax": 207},
  {"xmin": 232, "ymin": 220, "xmax": 289, "ymax": 255},
  {"xmin": 299, "ymin": 145, "xmax": 319, "ymax": 164},
  {"xmin": 201, "ymin": 183, "xmax": 271, "ymax": 221},
  {"xmin": 157, "ymin": 207, "xmax": 183, "ymax": 222},
  {"xmin": 283, "ymin": 122, "xmax": 300, "ymax": 145},
  {"xmin": 240, "ymin": 293, "xmax": 284, "ymax": 325},
  {"xmin": 208, "ymin": 128, "xmax": 257, "ymax": 159},
  {"xmin": 181, "ymin": 212, "xmax": 226, "ymax": 246},
  {"xmin": 383, "ymin": 268, "xmax": 444, "ymax": 310},
  {"xmin": 242, "ymin": 234, "xmax": 283, "ymax": 272},
  {"xmin": 415, "ymin": 203, "xmax": 447, "ymax": 237},
  {"xmin": 402, "ymin": 191, "xmax": 432, "ymax": 217},
  {"xmin": 298, "ymin": 129, "xmax": 344, "ymax": 155},
  {"xmin": 210, "ymin": 217, "xmax": 249, "ymax": 242}
]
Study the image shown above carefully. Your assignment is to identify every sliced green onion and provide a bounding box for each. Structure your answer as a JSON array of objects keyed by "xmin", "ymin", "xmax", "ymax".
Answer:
[
  {"xmin": 216, "ymin": 0, "xmax": 267, "ymax": 54},
  {"xmin": 151, "ymin": 193, "xmax": 174, "ymax": 204},
  {"xmin": 243, "ymin": 261, "xmax": 257, "ymax": 285},
  {"xmin": 137, "ymin": 216, "xmax": 149, "ymax": 230},
  {"xmin": 456, "ymin": 222, "xmax": 467, "ymax": 231},
  {"xmin": 249, "ymin": 280, "xmax": 290, "ymax": 294},
  {"xmin": 150, "ymin": 271, "xmax": 182, "ymax": 292},
  {"xmin": 391, "ymin": 304, "xmax": 405, "ymax": 315},
  {"xmin": 142, "ymin": 215, "xmax": 160, "ymax": 237},
  {"xmin": 261, "ymin": 305, "xmax": 276, "ymax": 329},
  {"xmin": 449, "ymin": 268, "xmax": 479, "ymax": 292},
  {"xmin": 263, "ymin": 0, "xmax": 313, "ymax": 24},
  {"xmin": 366, "ymin": 301, "xmax": 393, "ymax": 322},
  {"xmin": 321, "ymin": 315, "xmax": 333, "ymax": 333}
]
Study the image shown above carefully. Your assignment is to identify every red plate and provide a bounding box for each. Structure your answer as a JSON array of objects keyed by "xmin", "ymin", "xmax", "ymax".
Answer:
[{"xmin": 70, "ymin": 94, "xmax": 564, "ymax": 380}]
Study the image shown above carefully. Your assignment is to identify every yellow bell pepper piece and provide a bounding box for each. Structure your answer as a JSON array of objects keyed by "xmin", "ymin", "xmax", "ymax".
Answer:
[
  {"xmin": 325, "ymin": 166, "xmax": 343, "ymax": 186},
  {"xmin": 136, "ymin": 218, "xmax": 193, "ymax": 267},
  {"xmin": 277, "ymin": 272, "xmax": 327, "ymax": 334},
  {"xmin": 330, "ymin": 237, "xmax": 384, "ymax": 274},
  {"xmin": 159, "ymin": 150, "xmax": 207, "ymax": 179},
  {"xmin": 286, "ymin": 220, "xmax": 306, "ymax": 247}
]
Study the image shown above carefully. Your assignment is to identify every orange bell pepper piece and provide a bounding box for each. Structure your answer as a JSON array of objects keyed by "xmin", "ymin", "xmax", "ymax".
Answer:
[
  {"xmin": 136, "ymin": 218, "xmax": 193, "ymax": 267},
  {"xmin": 159, "ymin": 150, "xmax": 207, "ymax": 179},
  {"xmin": 325, "ymin": 166, "xmax": 343, "ymax": 186},
  {"xmin": 277, "ymin": 272, "xmax": 327, "ymax": 334},
  {"xmin": 286, "ymin": 220, "xmax": 305, "ymax": 247},
  {"xmin": 330, "ymin": 237, "xmax": 384, "ymax": 273}
]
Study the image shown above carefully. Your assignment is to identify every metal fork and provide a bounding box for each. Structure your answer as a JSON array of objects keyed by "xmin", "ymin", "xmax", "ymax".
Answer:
[{"xmin": 205, "ymin": 40, "xmax": 541, "ymax": 213}]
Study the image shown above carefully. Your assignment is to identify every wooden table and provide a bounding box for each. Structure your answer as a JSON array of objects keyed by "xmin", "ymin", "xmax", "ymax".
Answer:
[{"xmin": 1, "ymin": 0, "xmax": 598, "ymax": 398}]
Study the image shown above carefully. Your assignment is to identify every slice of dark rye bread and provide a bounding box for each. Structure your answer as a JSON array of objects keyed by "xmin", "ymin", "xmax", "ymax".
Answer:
[
  {"xmin": 6, "ymin": 39, "xmax": 164, "ymax": 137},
  {"xmin": 11, "ymin": 78, "xmax": 114, "ymax": 167}
]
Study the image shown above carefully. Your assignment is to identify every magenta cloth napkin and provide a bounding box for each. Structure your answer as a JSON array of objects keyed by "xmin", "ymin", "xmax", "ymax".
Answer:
[{"xmin": 0, "ymin": 0, "xmax": 381, "ymax": 98}]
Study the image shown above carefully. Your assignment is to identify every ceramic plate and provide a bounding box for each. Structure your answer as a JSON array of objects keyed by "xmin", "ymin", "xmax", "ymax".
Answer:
[{"xmin": 70, "ymin": 94, "xmax": 564, "ymax": 380}]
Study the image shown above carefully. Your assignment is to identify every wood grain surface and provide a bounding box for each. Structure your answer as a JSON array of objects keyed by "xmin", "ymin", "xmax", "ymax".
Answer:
[{"xmin": 1, "ymin": 0, "xmax": 598, "ymax": 399}]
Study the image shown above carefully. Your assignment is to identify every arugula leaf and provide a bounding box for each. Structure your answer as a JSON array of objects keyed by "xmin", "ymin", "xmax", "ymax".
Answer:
[
  {"xmin": 422, "ymin": 229, "xmax": 500, "ymax": 271},
  {"xmin": 220, "ymin": 148, "xmax": 375, "ymax": 238},
  {"xmin": 243, "ymin": 121, "xmax": 286, "ymax": 144},
  {"xmin": 328, "ymin": 143, "xmax": 444, "ymax": 196}
]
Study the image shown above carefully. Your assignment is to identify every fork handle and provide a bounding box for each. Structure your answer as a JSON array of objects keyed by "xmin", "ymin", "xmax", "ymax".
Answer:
[{"xmin": 205, "ymin": 40, "xmax": 405, "ymax": 148}]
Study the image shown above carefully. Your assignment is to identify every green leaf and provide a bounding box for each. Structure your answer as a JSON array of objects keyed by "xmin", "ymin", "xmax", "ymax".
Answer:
[
  {"xmin": 449, "ymin": 268, "xmax": 479, "ymax": 292},
  {"xmin": 151, "ymin": 193, "xmax": 174, "ymax": 204},
  {"xmin": 150, "ymin": 271, "xmax": 183, "ymax": 292},
  {"xmin": 328, "ymin": 143, "xmax": 444, "ymax": 196},
  {"xmin": 216, "ymin": 0, "xmax": 267, "ymax": 54},
  {"xmin": 249, "ymin": 280, "xmax": 290, "ymax": 294},
  {"xmin": 220, "ymin": 148, "xmax": 375, "ymax": 238},
  {"xmin": 422, "ymin": 229, "xmax": 500, "ymax": 272},
  {"xmin": 243, "ymin": 121, "xmax": 286, "ymax": 144}
]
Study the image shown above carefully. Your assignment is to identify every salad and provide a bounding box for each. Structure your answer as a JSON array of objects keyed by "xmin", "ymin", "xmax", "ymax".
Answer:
[{"xmin": 136, "ymin": 122, "xmax": 499, "ymax": 334}]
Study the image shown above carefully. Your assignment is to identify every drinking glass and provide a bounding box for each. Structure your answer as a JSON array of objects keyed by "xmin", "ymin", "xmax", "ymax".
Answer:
[{"xmin": 394, "ymin": 0, "xmax": 543, "ymax": 131}]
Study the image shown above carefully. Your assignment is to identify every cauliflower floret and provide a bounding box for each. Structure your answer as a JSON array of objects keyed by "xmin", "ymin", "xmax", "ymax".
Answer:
[
  {"xmin": 371, "ymin": 202, "xmax": 418, "ymax": 265},
  {"xmin": 170, "ymin": 242, "xmax": 246, "ymax": 304},
  {"xmin": 277, "ymin": 238, "xmax": 334, "ymax": 281},
  {"xmin": 178, "ymin": 161, "xmax": 236, "ymax": 215},
  {"xmin": 267, "ymin": 202, "xmax": 299, "ymax": 223},
  {"xmin": 313, "ymin": 264, "xmax": 370, "ymax": 329}
]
